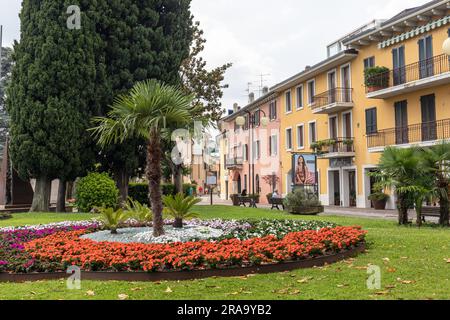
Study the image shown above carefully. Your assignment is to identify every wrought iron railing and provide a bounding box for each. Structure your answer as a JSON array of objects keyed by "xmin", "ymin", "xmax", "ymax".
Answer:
[
  {"xmin": 225, "ymin": 157, "xmax": 244, "ymax": 169},
  {"xmin": 314, "ymin": 137, "xmax": 355, "ymax": 155},
  {"xmin": 312, "ymin": 87, "xmax": 353, "ymax": 110},
  {"xmin": 367, "ymin": 119, "xmax": 450, "ymax": 149},
  {"xmin": 365, "ymin": 54, "xmax": 450, "ymax": 93}
]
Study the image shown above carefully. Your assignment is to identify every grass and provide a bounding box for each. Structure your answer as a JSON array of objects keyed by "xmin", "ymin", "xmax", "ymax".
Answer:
[{"xmin": 1, "ymin": 205, "xmax": 450, "ymax": 300}]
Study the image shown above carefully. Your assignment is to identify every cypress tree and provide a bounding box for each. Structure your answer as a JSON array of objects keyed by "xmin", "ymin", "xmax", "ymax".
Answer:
[
  {"xmin": 7, "ymin": 0, "xmax": 105, "ymax": 211},
  {"xmin": 97, "ymin": 0, "xmax": 194, "ymax": 202}
]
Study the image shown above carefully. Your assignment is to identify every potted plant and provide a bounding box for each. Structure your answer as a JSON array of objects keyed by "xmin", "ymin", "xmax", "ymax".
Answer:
[
  {"xmin": 368, "ymin": 191, "xmax": 390, "ymax": 210},
  {"xmin": 284, "ymin": 189, "xmax": 324, "ymax": 215},
  {"xmin": 364, "ymin": 66, "xmax": 390, "ymax": 92}
]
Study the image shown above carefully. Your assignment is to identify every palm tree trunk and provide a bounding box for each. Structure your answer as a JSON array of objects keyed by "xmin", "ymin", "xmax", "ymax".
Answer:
[
  {"xmin": 147, "ymin": 129, "xmax": 165, "ymax": 237},
  {"xmin": 397, "ymin": 194, "xmax": 409, "ymax": 225},
  {"xmin": 439, "ymin": 196, "xmax": 449, "ymax": 227},
  {"xmin": 114, "ymin": 167, "xmax": 129, "ymax": 207},
  {"xmin": 174, "ymin": 164, "xmax": 183, "ymax": 194}
]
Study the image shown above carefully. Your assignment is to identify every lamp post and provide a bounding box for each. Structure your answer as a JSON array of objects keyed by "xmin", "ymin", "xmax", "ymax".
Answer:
[
  {"xmin": 236, "ymin": 110, "xmax": 269, "ymax": 196},
  {"xmin": 443, "ymin": 36, "xmax": 450, "ymax": 56}
]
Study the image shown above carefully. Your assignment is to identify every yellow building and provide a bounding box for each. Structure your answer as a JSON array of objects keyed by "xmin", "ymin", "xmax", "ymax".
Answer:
[{"xmin": 272, "ymin": 0, "xmax": 450, "ymax": 209}]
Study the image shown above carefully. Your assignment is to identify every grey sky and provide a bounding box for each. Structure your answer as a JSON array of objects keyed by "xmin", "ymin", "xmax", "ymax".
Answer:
[{"xmin": 1, "ymin": 0, "xmax": 430, "ymax": 111}]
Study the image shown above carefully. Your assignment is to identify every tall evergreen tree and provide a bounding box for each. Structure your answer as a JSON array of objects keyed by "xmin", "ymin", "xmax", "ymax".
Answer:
[
  {"xmin": 97, "ymin": 0, "xmax": 194, "ymax": 202},
  {"xmin": 0, "ymin": 47, "xmax": 13, "ymax": 156},
  {"xmin": 7, "ymin": 0, "xmax": 106, "ymax": 212}
]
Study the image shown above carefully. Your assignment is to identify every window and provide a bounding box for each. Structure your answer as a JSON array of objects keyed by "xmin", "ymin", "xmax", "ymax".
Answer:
[
  {"xmin": 297, "ymin": 125, "xmax": 304, "ymax": 149},
  {"xmin": 307, "ymin": 80, "xmax": 315, "ymax": 105},
  {"xmin": 365, "ymin": 108, "xmax": 377, "ymax": 134},
  {"xmin": 296, "ymin": 86, "xmax": 303, "ymax": 110},
  {"xmin": 285, "ymin": 91, "xmax": 292, "ymax": 113},
  {"xmin": 243, "ymin": 115, "xmax": 249, "ymax": 130},
  {"xmin": 244, "ymin": 175, "xmax": 247, "ymax": 190},
  {"xmin": 269, "ymin": 135, "xmax": 278, "ymax": 156},
  {"xmin": 269, "ymin": 101, "xmax": 277, "ymax": 120},
  {"xmin": 285, "ymin": 128, "xmax": 293, "ymax": 150},
  {"xmin": 243, "ymin": 144, "xmax": 249, "ymax": 161},
  {"xmin": 364, "ymin": 57, "xmax": 375, "ymax": 70},
  {"xmin": 254, "ymin": 111, "xmax": 260, "ymax": 127},
  {"xmin": 253, "ymin": 141, "xmax": 261, "ymax": 160},
  {"xmin": 309, "ymin": 122, "xmax": 317, "ymax": 144}
]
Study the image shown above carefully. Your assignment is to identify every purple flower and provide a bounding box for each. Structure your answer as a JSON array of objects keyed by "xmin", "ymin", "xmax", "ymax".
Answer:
[{"xmin": 0, "ymin": 260, "xmax": 8, "ymax": 266}]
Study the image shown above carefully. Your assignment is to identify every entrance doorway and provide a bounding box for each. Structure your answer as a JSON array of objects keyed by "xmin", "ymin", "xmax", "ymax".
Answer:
[
  {"xmin": 348, "ymin": 170, "xmax": 356, "ymax": 207},
  {"xmin": 328, "ymin": 170, "xmax": 341, "ymax": 206}
]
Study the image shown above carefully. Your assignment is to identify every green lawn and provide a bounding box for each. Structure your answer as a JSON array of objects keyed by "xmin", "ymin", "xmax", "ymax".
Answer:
[{"xmin": 1, "ymin": 206, "xmax": 450, "ymax": 300}]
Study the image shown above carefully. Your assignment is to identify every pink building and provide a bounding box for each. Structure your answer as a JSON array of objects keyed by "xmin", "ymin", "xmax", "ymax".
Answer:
[{"xmin": 218, "ymin": 91, "xmax": 281, "ymax": 205}]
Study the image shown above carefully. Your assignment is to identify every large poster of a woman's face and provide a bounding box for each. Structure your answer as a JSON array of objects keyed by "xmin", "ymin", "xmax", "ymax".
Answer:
[{"xmin": 293, "ymin": 154, "xmax": 317, "ymax": 186}]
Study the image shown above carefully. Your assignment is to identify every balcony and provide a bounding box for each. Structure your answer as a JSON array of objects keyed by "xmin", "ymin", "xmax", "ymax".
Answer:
[
  {"xmin": 367, "ymin": 119, "xmax": 450, "ymax": 152},
  {"xmin": 366, "ymin": 54, "xmax": 450, "ymax": 99},
  {"xmin": 311, "ymin": 88, "xmax": 354, "ymax": 114},
  {"xmin": 225, "ymin": 157, "xmax": 244, "ymax": 170},
  {"xmin": 313, "ymin": 138, "xmax": 355, "ymax": 159}
]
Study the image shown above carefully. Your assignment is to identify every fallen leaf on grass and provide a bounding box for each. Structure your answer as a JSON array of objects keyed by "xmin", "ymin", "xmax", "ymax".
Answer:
[
  {"xmin": 382, "ymin": 258, "xmax": 390, "ymax": 263},
  {"xmin": 337, "ymin": 284, "xmax": 349, "ymax": 288},
  {"xmin": 165, "ymin": 287, "xmax": 173, "ymax": 293},
  {"xmin": 297, "ymin": 277, "xmax": 313, "ymax": 284},
  {"xmin": 374, "ymin": 291, "xmax": 390, "ymax": 296},
  {"xmin": 85, "ymin": 290, "xmax": 95, "ymax": 296},
  {"xmin": 118, "ymin": 294, "xmax": 129, "ymax": 300},
  {"xmin": 445, "ymin": 258, "xmax": 450, "ymax": 263},
  {"xmin": 130, "ymin": 287, "xmax": 142, "ymax": 292},
  {"xmin": 387, "ymin": 267, "xmax": 397, "ymax": 273}
]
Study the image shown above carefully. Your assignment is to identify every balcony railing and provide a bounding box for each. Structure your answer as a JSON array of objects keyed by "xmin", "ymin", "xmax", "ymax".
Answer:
[
  {"xmin": 312, "ymin": 87, "xmax": 353, "ymax": 111},
  {"xmin": 313, "ymin": 138, "xmax": 355, "ymax": 157},
  {"xmin": 365, "ymin": 54, "xmax": 450, "ymax": 94},
  {"xmin": 367, "ymin": 119, "xmax": 450, "ymax": 149},
  {"xmin": 225, "ymin": 157, "xmax": 244, "ymax": 169}
]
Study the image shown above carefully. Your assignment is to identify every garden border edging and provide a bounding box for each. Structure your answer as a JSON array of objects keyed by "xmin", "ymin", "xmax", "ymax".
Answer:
[{"xmin": 0, "ymin": 243, "xmax": 366, "ymax": 283}]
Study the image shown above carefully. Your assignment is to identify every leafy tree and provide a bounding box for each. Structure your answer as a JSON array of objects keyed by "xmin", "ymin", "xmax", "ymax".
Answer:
[
  {"xmin": 7, "ymin": 0, "xmax": 105, "ymax": 212},
  {"xmin": 92, "ymin": 80, "xmax": 195, "ymax": 237},
  {"xmin": 180, "ymin": 21, "xmax": 232, "ymax": 124}
]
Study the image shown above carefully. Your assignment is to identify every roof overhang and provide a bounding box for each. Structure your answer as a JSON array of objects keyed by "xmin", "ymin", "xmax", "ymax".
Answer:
[
  {"xmin": 270, "ymin": 50, "xmax": 358, "ymax": 93},
  {"xmin": 220, "ymin": 92, "xmax": 278, "ymax": 123},
  {"xmin": 343, "ymin": 0, "xmax": 450, "ymax": 48}
]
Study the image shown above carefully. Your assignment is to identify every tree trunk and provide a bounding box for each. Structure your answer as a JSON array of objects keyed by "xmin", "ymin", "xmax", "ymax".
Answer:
[
  {"xmin": 30, "ymin": 175, "xmax": 51, "ymax": 212},
  {"xmin": 173, "ymin": 218, "xmax": 183, "ymax": 228},
  {"xmin": 115, "ymin": 168, "xmax": 129, "ymax": 207},
  {"xmin": 439, "ymin": 196, "xmax": 449, "ymax": 227},
  {"xmin": 397, "ymin": 194, "xmax": 409, "ymax": 225},
  {"xmin": 56, "ymin": 179, "xmax": 66, "ymax": 213},
  {"xmin": 174, "ymin": 164, "xmax": 183, "ymax": 194},
  {"xmin": 147, "ymin": 129, "xmax": 165, "ymax": 237}
]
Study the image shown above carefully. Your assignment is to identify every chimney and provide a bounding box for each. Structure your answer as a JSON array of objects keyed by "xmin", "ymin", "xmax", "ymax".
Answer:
[
  {"xmin": 233, "ymin": 103, "xmax": 239, "ymax": 113},
  {"xmin": 248, "ymin": 92, "xmax": 255, "ymax": 103},
  {"xmin": 305, "ymin": 65, "xmax": 312, "ymax": 71},
  {"xmin": 262, "ymin": 86, "xmax": 269, "ymax": 95}
]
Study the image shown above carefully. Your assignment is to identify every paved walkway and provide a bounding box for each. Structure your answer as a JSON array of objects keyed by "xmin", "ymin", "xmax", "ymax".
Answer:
[{"xmin": 198, "ymin": 195, "xmax": 437, "ymax": 222}]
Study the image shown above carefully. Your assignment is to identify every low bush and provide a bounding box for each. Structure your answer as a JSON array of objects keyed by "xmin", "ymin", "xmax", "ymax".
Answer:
[{"xmin": 75, "ymin": 173, "xmax": 119, "ymax": 213}]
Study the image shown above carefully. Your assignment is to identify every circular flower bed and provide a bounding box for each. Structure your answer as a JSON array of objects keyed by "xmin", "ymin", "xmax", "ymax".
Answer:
[{"xmin": 0, "ymin": 219, "xmax": 366, "ymax": 275}]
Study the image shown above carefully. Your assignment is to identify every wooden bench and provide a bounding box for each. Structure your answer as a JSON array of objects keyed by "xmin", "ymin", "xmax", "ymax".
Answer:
[
  {"xmin": 238, "ymin": 196, "xmax": 257, "ymax": 208},
  {"xmin": 421, "ymin": 206, "xmax": 441, "ymax": 222},
  {"xmin": 269, "ymin": 197, "xmax": 285, "ymax": 210}
]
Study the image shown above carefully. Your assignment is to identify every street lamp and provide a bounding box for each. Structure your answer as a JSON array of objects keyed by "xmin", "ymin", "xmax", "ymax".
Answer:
[
  {"xmin": 443, "ymin": 37, "xmax": 450, "ymax": 56},
  {"xmin": 235, "ymin": 110, "xmax": 269, "ymax": 196}
]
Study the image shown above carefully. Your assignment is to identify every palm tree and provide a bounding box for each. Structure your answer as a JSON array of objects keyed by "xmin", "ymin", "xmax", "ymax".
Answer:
[
  {"xmin": 91, "ymin": 80, "xmax": 194, "ymax": 236},
  {"xmin": 374, "ymin": 147, "xmax": 424, "ymax": 225},
  {"xmin": 420, "ymin": 142, "xmax": 450, "ymax": 227}
]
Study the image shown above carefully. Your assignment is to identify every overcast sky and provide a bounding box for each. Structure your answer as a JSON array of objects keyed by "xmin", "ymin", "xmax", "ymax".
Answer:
[{"xmin": 1, "ymin": 0, "xmax": 430, "ymax": 111}]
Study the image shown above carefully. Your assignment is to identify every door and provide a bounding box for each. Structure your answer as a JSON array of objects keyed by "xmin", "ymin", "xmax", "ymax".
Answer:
[
  {"xmin": 237, "ymin": 175, "xmax": 242, "ymax": 194},
  {"xmin": 333, "ymin": 171, "xmax": 341, "ymax": 206},
  {"xmin": 341, "ymin": 65, "xmax": 351, "ymax": 102},
  {"xmin": 392, "ymin": 46, "xmax": 406, "ymax": 85},
  {"xmin": 419, "ymin": 36, "xmax": 433, "ymax": 79},
  {"xmin": 395, "ymin": 101, "xmax": 408, "ymax": 145},
  {"xmin": 348, "ymin": 171, "xmax": 356, "ymax": 207},
  {"xmin": 328, "ymin": 71, "xmax": 337, "ymax": 103},
  {"xmin": 329, "ymin": 116, "xmax": 338, "ymax": 152},
  {"xmin": 421, "ymin": 94, "xmax": 437, "ymax": 142},
  {"xmin": 343, "ymin": 113, "xmax": 352, "ymax": 152}
]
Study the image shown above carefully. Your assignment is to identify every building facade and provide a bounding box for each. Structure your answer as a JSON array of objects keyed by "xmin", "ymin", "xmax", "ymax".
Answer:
[
  {"xmin": 218, "ymin": 93, "xmax": 281, "ymax": 204},
  {"xmin": 218, "ymin": 0, "xmax": 450, "ymax": 209}
]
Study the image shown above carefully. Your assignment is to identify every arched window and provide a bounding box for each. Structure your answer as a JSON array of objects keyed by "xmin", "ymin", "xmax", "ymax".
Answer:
[{"xmin": 255, "ymin": 174, "xmax": 260, "ymax": 194}]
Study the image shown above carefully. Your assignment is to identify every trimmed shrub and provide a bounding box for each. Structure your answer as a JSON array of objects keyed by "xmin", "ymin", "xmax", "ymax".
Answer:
[{"xmin": 75, "ymin": 173, "xmax": 119, "ymax": 212}]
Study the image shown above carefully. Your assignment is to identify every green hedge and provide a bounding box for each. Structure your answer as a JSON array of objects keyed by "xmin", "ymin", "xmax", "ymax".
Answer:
[{"xmin": 128, "ymin": 183, "xmax": 196, "ymax": 205}]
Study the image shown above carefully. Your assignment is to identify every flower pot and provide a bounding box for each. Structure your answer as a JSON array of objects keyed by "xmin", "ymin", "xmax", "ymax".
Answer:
[
  {"xmin": 372, "ymin": 199, "xmax": 387, "ymax": 210},
  {"xmin": 367, "ymin": 86, "xmax": 386, "ymax": 93},
  {"xmin": 289, "ymin": 205, "xmax": 324, "ymax": 216}
]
